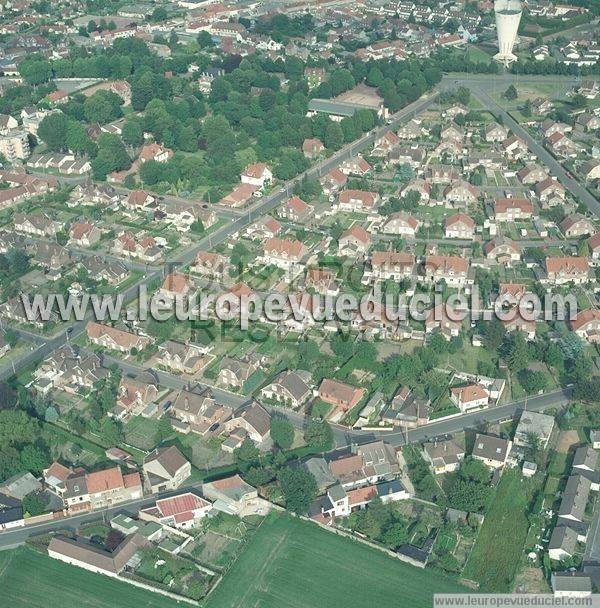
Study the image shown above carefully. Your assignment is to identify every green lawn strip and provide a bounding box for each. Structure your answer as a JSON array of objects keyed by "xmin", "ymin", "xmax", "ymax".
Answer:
[
  {"xmin": 0, "ymin": 547, "xmax": 177, "ymax": 608},
  {"xmin": 463, "ymin": 470, "xmax": 535, "ymax": 591},
  {"xmin": 205, "ymin": 511, "xmax": 465, "ymax": 608}
]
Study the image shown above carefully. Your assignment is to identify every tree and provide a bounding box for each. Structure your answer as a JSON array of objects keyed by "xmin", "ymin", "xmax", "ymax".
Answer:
[
  {"xmin": 270, "ymin": 416, "xmax": 295, "ymax": 450},
  {"xmin": 197, "ymin": 31, "xmax": 214, "ymax": 48},
  {"xmin": 122, "ymin": 118, "xmax": 144, "ymax": 147},
  {"xmin": 504, "ymin": 85, "xmax": 518, "ymax": 100},
  {"xmin": 506, "ymin": 333, "xmax": 530, "ymax": 373},
  {"xmin": 277, "ymin": 466, "xmax": 317, "ymax": 514},
  {"xmin": 84, "ymin": 90, "xmax": 123, "ymax": 124},
  {"xmin": 20, "ymin": 444, "xmax": 47, "ymax": 474},
  {"xmin": 447, "ymin": 478, "xmax": 492, "ymax": 512},
  {"xmin": 233, "ymin": 437, "xmax": 260, "ymax": 469},
  {"xmin": 150, "ymin": 6, "xmax": 168, "ymax": 21},
  {"xmin": 22, "ymin": 493, "xmax": 47, "ymax": 516},
  {"xmin": 100, "ymin": 417, "xmax": 123, "ymax": 445},
  {"xmin": 19, "ymin": 57, "xmax": 52, "ymax": 86},
  {"xmin": 66, "ymin": 121, "xmax": 93, "ymax": 156},
  {"xmin": 323, "ymin": 122, "xmax": 344, "ymax": 150},
  {"xmin": 458, "ymin": 458, "xmax": 490, "ymax": 485},
  {"xmin": 155, "ymin": 416, "xmax": 173, "ymax": 444},
  {"xmin": 38, "ymin": 113, "xmax": 70, "ymax": 151},
  {"xmin": 518, "ymin": 369, "xmax": 548, "ymax": 395},
  {"xmin": 303, "ymin": 418, "xmax": 333, "ymax": 450},
  {"xmin": 0, "ymin": 410, "xmax": 39, "ymax": 447},
  {"xmin": 383, "ymin": 521, "xmax": 409, "ymax": 549}
]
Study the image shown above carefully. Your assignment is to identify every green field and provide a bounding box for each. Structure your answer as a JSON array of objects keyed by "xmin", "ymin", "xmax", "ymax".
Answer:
[
  {"xmin": 205, "ymin": 511, "xmax": 465, "ymax": 608},
  {"xmin": 0, "ymin": 547, "xmax": 176, "ymax": 608},
  {"xmin": 463, "ymin": 470, "xmax": 534, "ymax": 592}
]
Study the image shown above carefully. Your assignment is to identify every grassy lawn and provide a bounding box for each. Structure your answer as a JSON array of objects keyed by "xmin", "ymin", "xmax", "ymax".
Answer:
[
  {"xmin": 205, "ymin": 511, "xmax": 465, "ymax": 608},
  {"xmin": 0, "ymin": 547, "xmax": 177, "ymax": 608},
  {"xmin": 463, "ymin": 470, "xmax": 535, "ymax": 592}
]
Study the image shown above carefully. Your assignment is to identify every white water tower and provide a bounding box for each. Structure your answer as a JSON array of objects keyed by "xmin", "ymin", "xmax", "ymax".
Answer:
[{"xmin": 494, "ymin": 0, "xmax": 523, "ymax": 67}]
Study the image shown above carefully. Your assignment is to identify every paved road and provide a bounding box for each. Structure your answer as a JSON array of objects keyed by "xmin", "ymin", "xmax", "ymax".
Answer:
[{"xmin": 469, "ymin": 85, "xmax": 600, "ymax": 217}]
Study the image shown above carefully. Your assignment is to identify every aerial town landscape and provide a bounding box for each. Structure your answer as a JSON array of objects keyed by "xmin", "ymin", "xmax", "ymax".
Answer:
[{"xmin": 0, "ymin": 0, "xmax": 599, "ymax": 605}]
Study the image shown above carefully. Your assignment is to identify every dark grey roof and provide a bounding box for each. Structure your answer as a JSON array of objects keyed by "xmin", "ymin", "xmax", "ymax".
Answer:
[
  {"xmin": 549, "ymin": 525, "xmax": 578, "ymax": 554},
  {"xmin": 558, "ymin": 475, "xmax": 591, "ymax": 521},
  {"xmin": 308, "ymin": 98, "xmax": 357, "ymax": 117},
  {"xmin": 573, "ymin": 446, "xmax": 598, "ymax": 472},
  {"xmin": 0, "ymin": 492, "xmax": 22, "ymax": 524}
]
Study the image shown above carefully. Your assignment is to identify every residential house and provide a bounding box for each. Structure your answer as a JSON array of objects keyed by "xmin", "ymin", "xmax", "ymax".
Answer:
[
  {"xmin": 381, "ymin": 386, "xmax": 431, "ymax": 428},
  {"xmin": 13, "ymin": 212, "xmax": 58, "ymax": 237},
  {"xmin": 302, "ymin": 138, "xmax": 324, "ymax": 159},
  {"xmin": 424, "ymin": 255, "xmax": 470, "ymax": 287},
  {"xmin": 535, "ymin": 178, "xmax": 566, "ymax": 203},
  {"xmin": 570, "ymin": 309, "xmax": 600, "ymax": 343},
  {"xmin": 113, "ymin": 232, "xmax": 162, "ymax": 263},
  {"xmin": 223, "ymin": 401, "xmax": 271, "ymax": 445},
  {"xmin": 450, "ymin": 384, "xmax": 489, "ymax": 412},
  {"xmin": 80, "ymin": 256, "xmax": 128, "ymax": 285},
  {"xmin": 0, "ymin": 492, "xmax": 23, "ymax": 530},
  {"xmin": 549, "ymin": 526, "xmax": 578, "ymax": 560},
  {"xmin": 422, "ymin": 438, "xmax": 465, "ymax": 474},
  {"xmin": 246, "ymin": 216, "xmax": 281, "ymax": 241},
  {"xmin": 219, "ymin": 183, "xmax": 259, "ymax": 208},
  {"xmin": 319, "ymin": 379, "xmax": 365, "ymax": 414},
  {"xmin": 191, "ymin": 251, "xmax": 230, "ymax": 279},
  {"xmin": 158, "ymin": 273, "xmax": 192, "ymax": 303},
  {"xmin": 545, "ymin": 257, "xmax": 590, "ymax": 285},
  {"xmin": 445, "ymin": 214, "xmax": 475, "ymax": 239},
  {"xmin": 518, "ymin": 164, "xmax": 549, "ymax": 185},
  {"xmin": 62, "ymin": 466, "xmax": 142, "ymax": 512},
  {"xmin": 218, "ymin": 356, "xmax": 259, "ymax": 389},
  {"xmin": 68, "ymin": 221, "xmax": 101, "ymax": 247},
  {"xmin": 263, "ymin": 237, "xmax": 307, "ymax": 270},
  {"xmin": 340, "ymin": 157, "xmax": 372, "ymax": 177},
  {"xmin": 157, "ymin": 340, "xmax": 209, "ymax": 374},
  {"xmin": 139, "ymin": 492, "xmax": 212, "ymax": 530},
  {"xmin": 143, "ymin": 446, "xmax": 191, "ymax": 493},
  {"xmin": 171, "ymin": 387, "xmax": 232, "ymax": 435},
  {"xmin": 338, "ymin": 189, "xmax": 379, "ymax": 213},
  {"xmin": 305, "ymin": 267, "xmax": 338, "ymax": 295},
  {"xmin": 321, "ymin": 167, "xmax": 348, "ymax": 194},
  {"xmin": 338, "ymin": 225, "xmax": 370, "ymax": 256},
  {"xmin": 382, "ymin": 212, "xmax": 420, "ymax": 237},
  {"xmin": 558, "ymin": 474, "xmax": 591, "ymax": 522},
  {"xmin": 202, "ymin": 475, "xmax": 262, "ymax": 516},
  {"xmin": 561, "ymin": 214, "xmax": 595, "ymax": 238},
  {"xmin": 48, "ymin": 533, "xmax": 150, "ymax": 576},
  {"xmin": 502, "ymin": 136, "xmax": 529, "ymax": 159},
  {"xmin": 493, "ymin": 198, "xmax": 534, "ymax": 221},
  {"xmin": 124, "ymin": 190, "xmax": 155, "ymax": 212},
  {"xmin": 514, "ymin": 411, "xmax": 555, "ymax": 449},
  {"xmin": 86, "ymin": 322, "xmax": 153, "ymax": 354},
  {"xmin": 279, "ymin": 196, "xmax": 312, "ymax": 223},
  {"xmin": 114, "ymin": 376, "xmax": 159, "ymax": 419},
  {"xmin": 241, "ymin": 163, "xmax": 272, "ymax": 188},
  {"xmin": 139, "ymin": 142, "xmax": 173, "ymax": 164},
  {"xmin": 472, "ymin": 434, "xmax": 512, "ymax": 469},
  {"xmin": 33, "ymin": 345, "xmax": 107, "ymax": 394},
  {"xmin": 401, "ymin": 179, "xmax": 431, "ymax": 203},
  {"xmin": 485, "ymin": 122, "xmax": 508, "ymax": 142},
  {"xmin": 443, "ymin": 181, "xmax": 479, "ymax": 206},
  {"xmin": 397, "ymin": 118, "xmax": 426, "ymax": 140},
  {"xmin": 370, "ymin": 251, "xmax": 415, "ymax": 281},
  {"xmin": 425, "ymin": 304, "xmax": 463, "ymax": 339},
  {"xmin": 484, "ymin": 236, "xmax": 522, "ymax": 265},
  {"xmin": 260, "ymin": 370, "xmax": 312, "ymax": 408}
]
